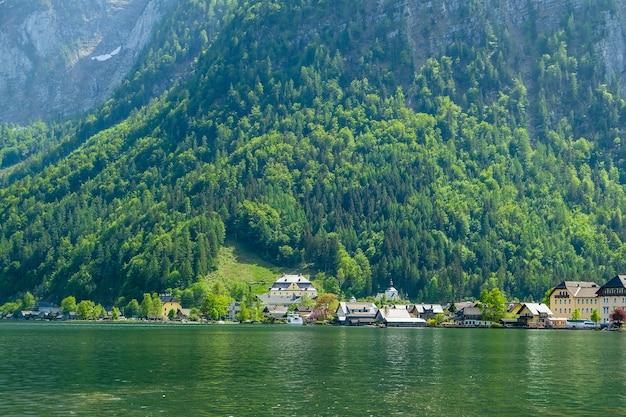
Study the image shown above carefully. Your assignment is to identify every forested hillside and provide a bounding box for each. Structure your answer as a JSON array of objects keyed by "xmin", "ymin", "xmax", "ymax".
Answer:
[{"xmin": 2, "ymin": 0, "xmax": 626, "ymax": 307}]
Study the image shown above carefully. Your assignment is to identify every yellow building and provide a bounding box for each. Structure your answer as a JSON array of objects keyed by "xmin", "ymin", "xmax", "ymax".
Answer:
[
  {"xmin": 548, "ymin": 281, "xmax": 600, "ymax": 320},
  {"xmin": 268, "ymin": 274, "xmax": 318, "ymax": 298},
  {"xmin": 517, "ymin": 303, "xmax": 553, "ymax": 328},
  {"xmin": 159, "ymin": 294, "xmax": 183, "ymax": 319}
]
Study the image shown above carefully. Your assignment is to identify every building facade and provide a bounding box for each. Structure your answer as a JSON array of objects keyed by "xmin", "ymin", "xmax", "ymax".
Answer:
[
  {"xmin": 267, "ymin": 274, "xmax": 318, "ymax": 299},
  {"xmin": 548, "ymin": 281, "xmax": 600, "ymax": 320},
  {"xmin": 596, "ymin": 275, "xmax": 626, "ymax": 324}
]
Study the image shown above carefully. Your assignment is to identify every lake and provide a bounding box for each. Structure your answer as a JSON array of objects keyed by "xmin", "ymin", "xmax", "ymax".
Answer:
[{"xmin": 0, "ymin": 322, "xmax": 624, "ymax": 416}]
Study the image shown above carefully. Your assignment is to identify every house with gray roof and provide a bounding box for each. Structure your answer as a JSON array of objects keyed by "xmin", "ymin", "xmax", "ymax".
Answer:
[
  {"xmin": 335, "ymin": 301, "xmax": 378, "ymax": 326},
  {"xmin": 409, "ymin": 304, "xmax": 444, "ymax": 320},
  {"xmin": 375, "ymin": 305, "xmax": 427, "ymax": 327},
  {"xmin": 516, "ymin": 302, "xmax": 553, "ymax": 328},
  {"xmin": 267, "ymin": 274, "xmax": 318, "ymax": 299}
]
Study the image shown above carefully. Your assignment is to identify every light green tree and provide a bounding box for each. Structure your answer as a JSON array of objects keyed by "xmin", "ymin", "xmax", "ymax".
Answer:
[
  {"xmin": 479, "ymin": 287, "xmax": 507, "ymax": 322},
  {"xmin": 571, "ymin": 308, "xmax": 581, "ymax": 320},
  {"xmin": 590, "ymin": 308, "xmax": 601, "ymax": 325},
  {"xmin": 151, "ymin": 293, "xmax": 163, "ymax": 318},
  {"xmin": 140, "ymin": 293, "xmax": 154, "ymax": 318},
  {"xmin": 542, "ymin": 287, "xmax": 553, "ymax": 307},
  {"xmin": 76, "ymin": 300, "xmax": 96, "ymax": 320},
  {"xmin": 125, "ymin": 299, "xmax": 140, "ymax": 318},
  {"xmin": 236, "ymin": 303, "xmax": 249, "ymax": 322},
  {"xmin": 94, "ymin": 304, "xmax": 106, "ymax": 319},
  {"xmin": 201, "ymin": 293, "xmax": 231, "ymax": 320},
  {"xmin": 23, "ymin": 292, "xmax": 35, "ymax": 310},
  {"xmin": 111, "ymin": 306, "xmax": 121, "ymax": 320},
  {"xmin": 61, "ymin": 296, "xmax": 77, "ymax": 313}
]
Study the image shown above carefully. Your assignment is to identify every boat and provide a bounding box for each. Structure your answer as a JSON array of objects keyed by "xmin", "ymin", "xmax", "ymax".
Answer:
[{"xmin": 286, "ymin": 313, "xmax": 304, "ymax": 325}]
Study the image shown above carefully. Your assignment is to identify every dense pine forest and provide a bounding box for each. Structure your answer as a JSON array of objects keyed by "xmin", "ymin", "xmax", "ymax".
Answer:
[{"xmin": 2, "ymin": 0, "xmax": 626, "ymax": 308}]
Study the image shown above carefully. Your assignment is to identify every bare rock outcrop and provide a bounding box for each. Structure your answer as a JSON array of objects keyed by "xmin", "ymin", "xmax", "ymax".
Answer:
[{"xmin": 0, "ymin": 0, "xmax": 172, "ymax": 124}]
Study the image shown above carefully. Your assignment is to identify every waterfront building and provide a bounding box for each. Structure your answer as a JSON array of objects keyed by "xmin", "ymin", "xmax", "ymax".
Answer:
[
  {"xmin": 596, "ymin": 275, "xmax": 626, "ymax": 324},
  {"xmin": 335, "ymin": 301, "xmax": 378, "ymax": 326},
  {"xmin": 159, "ymin": 294, "xmax": 183, "ymax": 319},
  {"xmin": 548, "ymin": 281, "xmax": 600, "ymax": 320},
  {"xmin": 376, "ymin": 305, "xmax": 427, "ymax": 327},
  {"xmin": 516, "ymin": 302, "xmax": 553, "ymax": 328}
]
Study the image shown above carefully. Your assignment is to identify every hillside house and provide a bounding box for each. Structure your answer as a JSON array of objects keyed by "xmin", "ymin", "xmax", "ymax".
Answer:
[{"xmin": 267, "ymin": 274, "xmax": 318, "ymax": 299}]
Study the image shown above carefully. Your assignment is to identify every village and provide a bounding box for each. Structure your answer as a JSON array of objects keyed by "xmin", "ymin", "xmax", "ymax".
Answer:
[{"xmin": 4, "ymin": 273, "xmax": 626, "ymax": 330}]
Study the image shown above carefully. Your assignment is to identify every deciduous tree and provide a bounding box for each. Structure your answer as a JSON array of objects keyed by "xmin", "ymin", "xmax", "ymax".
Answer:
[
  {"xmin": 590, "ymin": 308, "xmax": 601, "ymax": 325},
  {"xmin": 610, "ymin": 307, "xmax": 626, "ymax": 327},
  {"xmin": 61, "ymin": 295, "xmax": 77, "ymax": 313}
]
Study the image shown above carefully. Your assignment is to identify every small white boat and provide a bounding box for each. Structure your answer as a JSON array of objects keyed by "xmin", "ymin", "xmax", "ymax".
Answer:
[{"xmin": 286, "ymin": 313, "xmax": 304, "ymax": 325}]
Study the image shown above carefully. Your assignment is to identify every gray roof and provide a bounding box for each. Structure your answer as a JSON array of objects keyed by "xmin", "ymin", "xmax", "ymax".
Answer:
[
  {"xmin": 412, "ymin": 304, "xmax": 444, "ymax": 314},
  {"xmin": 552, "ymin": 281, "xmax": 600, "ymax": 298},
  {"xmin": 519, "ymin": 303, "xmax": 553, "ymax": 316},
  {"xmin": 460, "ymin": 306, "xmax": 482, "ymax": 317},
  {"xmin": 269, "ymin": 274, "xmax": 316, "ymax": 290},
  {"xmin": 256, "ymin": 294, "xmax": 302, "ymax": 306},
  {"xmin": 600, "ymin": 275, "xmax": 626, "ymax": 289}
]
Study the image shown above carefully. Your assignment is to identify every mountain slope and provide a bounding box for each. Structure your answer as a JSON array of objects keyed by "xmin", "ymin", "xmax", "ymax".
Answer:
[{"xmin": 2, "ymin": 0, "xmax": 626, "ymax": 306}]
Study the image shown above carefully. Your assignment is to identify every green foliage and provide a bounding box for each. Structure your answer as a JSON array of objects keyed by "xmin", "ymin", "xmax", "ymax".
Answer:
[
  {"xmin": 0, "ymin": 301, "xmax": 22, "ymax": 315},
  {"xmin": 590, "ymin": 308, "xmax": 601, "ymax": 324},
  {"xmin": 76, "ymin": 300, "xmax": 96, "ymax": 320},
  {"xmin": 479, "ymin": 287, "xmax": 507, "ymax": 322},
  {"xmin": 200, "ymin": 292, "xmax": 232, "ymax": 320},
  {"xmin": 312, "ymin": 293, "xmax": 338, "ymax": 321},
  {"xmin": 2, "ymin": 0, "xmax": 626, "ymax": 307},
  {"xmin": 22, "ymin": 292, "xmax": 35, "ymax": 310},
  {"xmin": 60, "ymin": 296, "xmax": 77, "ymax": 313},
  {"xmin": 571, "ymin": 308, "xmax": 582, "ymax": 320},
  {"xmin": 125, "ymin": 299, "xmax": 140, "ymax": 318}
]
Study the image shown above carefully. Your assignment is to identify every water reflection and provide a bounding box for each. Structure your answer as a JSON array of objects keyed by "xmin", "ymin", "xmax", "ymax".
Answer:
[{"xmin": 1, "ymin": 323, "xmax": 626, "ymax": 416}]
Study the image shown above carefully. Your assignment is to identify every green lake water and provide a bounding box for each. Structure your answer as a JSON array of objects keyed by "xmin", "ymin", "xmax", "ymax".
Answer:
[{"xmin": 1, "ymin": 322, "xmax": 624, "ymax": 416}]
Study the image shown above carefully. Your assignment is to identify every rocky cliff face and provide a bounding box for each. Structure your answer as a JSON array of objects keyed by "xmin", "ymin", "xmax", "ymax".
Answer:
[
  {"xmin": 404, "ymin": 0, "xmax": 626, "ymax": 94},
  {"xmin": 0, "ymin": 0, "xmax": 173, "ymax": 124}
]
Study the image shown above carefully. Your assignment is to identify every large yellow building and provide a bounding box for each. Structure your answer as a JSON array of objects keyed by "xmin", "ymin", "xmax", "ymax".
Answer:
[
  {"xmin": 548, "ymin": 281, "xmax": 600, "ymax": 320},
  {"xmin": 268, "ymin": 274, "xmax": 318, "ymax": 298}
]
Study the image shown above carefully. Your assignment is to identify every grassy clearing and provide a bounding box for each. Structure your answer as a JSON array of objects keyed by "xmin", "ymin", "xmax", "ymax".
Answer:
[
  {"xmin": 203, "ymin": 239, "xmax": 321, "ymax": 294},
  {"xmin": 204, "ymin": 240, "xmax": 281, "ymax": 293}
]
